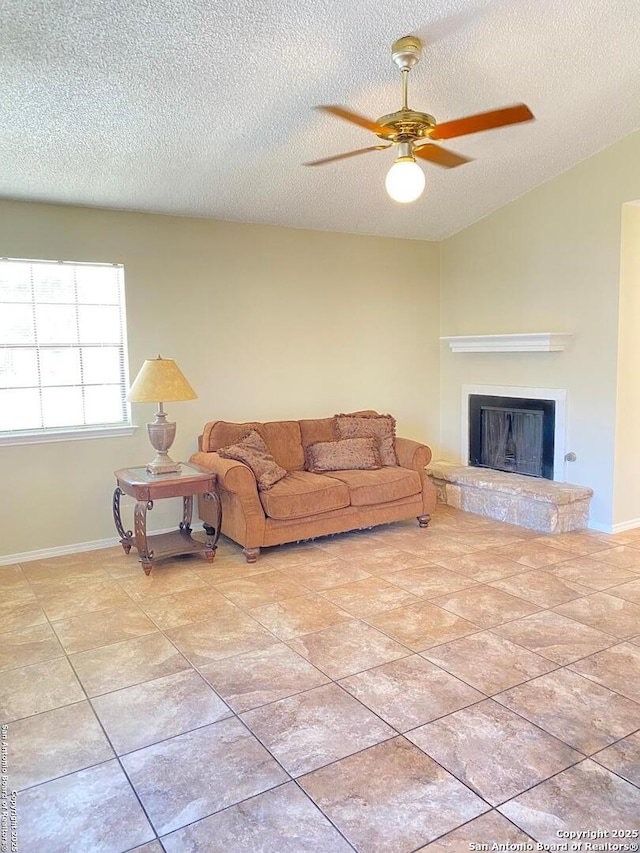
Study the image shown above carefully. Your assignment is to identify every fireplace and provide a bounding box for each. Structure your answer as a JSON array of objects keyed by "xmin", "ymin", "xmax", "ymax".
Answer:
[{"xmin": 468, "ymin": 394, "xmax": 556, "ymax": 480}]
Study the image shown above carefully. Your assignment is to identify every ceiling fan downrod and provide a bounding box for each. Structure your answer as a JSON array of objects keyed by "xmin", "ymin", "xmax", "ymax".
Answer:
[{"xmin": 391, "ymin": 35, "xmax": 422, "ymax": 112}]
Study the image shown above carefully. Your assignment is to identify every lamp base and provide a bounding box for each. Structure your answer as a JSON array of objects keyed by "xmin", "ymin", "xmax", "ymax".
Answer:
[
  {"xmin": 146, "ymin": 452, "xmax": 181, "ymax": 475},
  {"xmin": 146, "ymin": 411, "xmax": 180, "ymax": 475}
]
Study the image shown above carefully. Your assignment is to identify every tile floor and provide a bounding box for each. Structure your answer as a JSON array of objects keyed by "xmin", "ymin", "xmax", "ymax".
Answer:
[{"xmin": 2, "ymin": 505, "xmax": 640, "ymax": 852}]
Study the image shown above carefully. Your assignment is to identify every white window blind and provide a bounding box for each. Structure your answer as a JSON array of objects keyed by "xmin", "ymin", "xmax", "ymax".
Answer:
[{"xmin": 0, "ymin": 258, "xmax": 132, "ymax": 442}]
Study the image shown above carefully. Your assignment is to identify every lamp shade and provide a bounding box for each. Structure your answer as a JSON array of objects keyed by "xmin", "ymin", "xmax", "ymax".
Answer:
[{"xmin": 126, "ymin": 357, "xmax": 197, "ymax": 403}]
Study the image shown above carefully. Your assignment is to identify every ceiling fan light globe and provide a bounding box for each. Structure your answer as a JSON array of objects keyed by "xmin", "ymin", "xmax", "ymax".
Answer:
[{"xmin": 385, "ymin": 158, "xmax": 425, "ymax": 203}]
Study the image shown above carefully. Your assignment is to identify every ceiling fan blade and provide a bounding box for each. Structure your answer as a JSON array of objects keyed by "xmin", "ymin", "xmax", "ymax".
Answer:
[
  {"xmin": 430, "ymin": 103, "xmax": 534, "ymax": 140},
  {"xmin": 304, "ymin": 145, "xmax": 391, "ymax": 166},
  {"xmin": 316, "ymin": 105, "xmax": 394, "ymax": 137},
  {"xmin": 413, "ymin": 143, "xmax": 471, "ymax": 168}
]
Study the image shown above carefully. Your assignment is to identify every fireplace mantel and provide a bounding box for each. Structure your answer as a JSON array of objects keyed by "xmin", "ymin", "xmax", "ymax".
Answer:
[{"xmin": 441, "ymin": 333, "xmax": 573, "ymax": 353}]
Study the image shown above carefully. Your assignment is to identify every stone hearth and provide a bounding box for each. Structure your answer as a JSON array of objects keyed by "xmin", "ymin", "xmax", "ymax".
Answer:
[{"xmin": 426, "ymin": 461, "xmax": 593, "ymax": 534}]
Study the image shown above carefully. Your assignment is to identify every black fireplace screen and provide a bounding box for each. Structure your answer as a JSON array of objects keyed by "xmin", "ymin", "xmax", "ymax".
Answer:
[{"xmin": 469, "ymin": 395, "xmax": 555, "ymax": 480}]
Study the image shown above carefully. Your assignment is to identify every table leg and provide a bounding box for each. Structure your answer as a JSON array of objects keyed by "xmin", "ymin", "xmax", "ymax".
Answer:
[
  {"xmin": 134, "ymin": 499, "xmax": 154, "ymax": 575},
  {"xmin": 113, "ymin": 487, "xmax": 134, "ymax": 554},
  {"xmin": 203, "ymin": 491, "xmax": 222, "ymax": 562},
  {"xmin": 180, "ymin": 495, "xmax": 193, "ymax": 531}
]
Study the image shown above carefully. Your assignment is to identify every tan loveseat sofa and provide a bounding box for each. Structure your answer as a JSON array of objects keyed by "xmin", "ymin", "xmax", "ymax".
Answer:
[{"xmin": 190, "ymin": 413, "xmax": 437, "ymax": 561}]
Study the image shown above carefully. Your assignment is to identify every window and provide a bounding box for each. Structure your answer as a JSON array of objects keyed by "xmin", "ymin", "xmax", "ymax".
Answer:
[{"xmin": 0, "ymin": 258, "xmax": 134, "ymax": 444}]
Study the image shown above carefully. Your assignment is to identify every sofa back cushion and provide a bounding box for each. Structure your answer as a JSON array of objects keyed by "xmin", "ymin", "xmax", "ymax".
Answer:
[
  {"xmin": 203, "ymin": 420, "xmax": 260, "ymax": 452},
  {"xmin": 298, "ymin": 416, "xmax": 335, "ymax": 449},
  {"xmin": 202, "ymin": 420, "xmax": 305, "ymax": 470},
  {"xmin": 298, "ymin": 411, "xmax": 378, "ymax": 451}
]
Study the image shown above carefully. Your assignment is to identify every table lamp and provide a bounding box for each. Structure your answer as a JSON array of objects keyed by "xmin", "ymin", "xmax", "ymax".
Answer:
[{"xmin": 126, "ymin": 356, "xmax": 197, "ymax": 475}]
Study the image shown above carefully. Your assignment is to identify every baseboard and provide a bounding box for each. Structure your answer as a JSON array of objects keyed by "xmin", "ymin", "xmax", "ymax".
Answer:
[
  {"xmin": 0, "ymin": 524, "xmax": 206, "ymax": 566},
  {"xmin": 611, "ymin": 517, "xmax": 640, "ymax": 533},
  {"xmin": 588, "ymin": 518, "xmax": 640, "ymax": 535}
]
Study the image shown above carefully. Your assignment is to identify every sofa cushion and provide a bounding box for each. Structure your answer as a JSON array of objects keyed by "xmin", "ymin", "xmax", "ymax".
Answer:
[
  {"xmin": 298, "ymin": 416, "xmax": 335, "ymax": 450},
  {"xmin": 203, "ymin": 420, "xmax": 304, "ymax": 470},
  {"xmin": 306, "ymin": 438, "xmax": 381, "ymax": 473},
  {"xmin": 218, "ymin": 430, "xmax": 287, "ymax": 491},
  {"xmin": 298, "ymin": 411, "xmax": 378, "ymax": 451},
  {"xmin": 324, "ymin": 466, "xmax": 421, "ymax": 507},
  {"xmin": 259, "ymin": 471, "xmax": 350, "ymax": 520},
  {"xmin": 334, "ymin": 413, "xmax": 398, "ymax": 466},
  {"xmin": 260, "ymin": 421, "xmax": 305, "ymax": 470}
]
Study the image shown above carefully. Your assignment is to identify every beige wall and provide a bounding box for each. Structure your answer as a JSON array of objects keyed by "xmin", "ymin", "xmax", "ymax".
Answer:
[
  {"xmin": 613, "ymin": 203, "xmax": 640, "ymax": 526},
  {"xmin": 0, "ymin": 201, "xmax": 440, "ymax": 560},
  {"xmin": 439, "ymin": 129, "xmax": 640, "ymax": 530}
]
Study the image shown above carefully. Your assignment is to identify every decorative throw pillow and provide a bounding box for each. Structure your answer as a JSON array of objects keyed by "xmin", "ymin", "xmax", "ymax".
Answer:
[
  {"xmin": 305, "ymin": 437, "xmax": 382, "ymax": 473},
  {"xmin": 333, "ymin": 413, "xmax": 398, "ymax": 466},
  {"xmin": 217, "ymin": 430, "xmax": 287, "ymax": 491}
]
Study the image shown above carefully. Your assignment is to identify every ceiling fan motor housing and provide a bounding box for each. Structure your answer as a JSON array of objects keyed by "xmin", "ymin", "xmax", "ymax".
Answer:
[
  {"xmin": 391, "ymin": 36, "xmax": 423, "ymax": 71},
  {"xmin": 375, "ymin": 110, "xmax": 436, "ymax": 142}
]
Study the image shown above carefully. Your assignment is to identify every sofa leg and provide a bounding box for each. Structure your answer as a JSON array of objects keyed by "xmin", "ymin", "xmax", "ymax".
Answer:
[
  {"xmin": 417, "ymin": 514, "xmax": 431, "ymax": 529},
  {"xmin": 243, "ymin": 547, "xmax": 260, "ymax": 563}
]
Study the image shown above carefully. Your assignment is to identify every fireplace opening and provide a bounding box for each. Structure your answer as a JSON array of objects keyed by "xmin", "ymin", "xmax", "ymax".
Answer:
[{"xmin": 469, "ymin": 394, "xmax": 555, "ymax": 480}]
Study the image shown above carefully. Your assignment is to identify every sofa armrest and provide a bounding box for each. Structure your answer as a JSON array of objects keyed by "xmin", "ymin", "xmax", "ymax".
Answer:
[
  {"xmin": 190, "ymin": 451, "xmax": 266, "ymax": 549},
  {"xmin": 394, "ymin": 437, "xmax": 436, "ymax": 516},
  {"xmin": 190, "ymin": 451, "xmax": 259, "ymax": 497},
  {"xmin": 395, "ymin": 437, "xmax": 432, "ymax": 470}
]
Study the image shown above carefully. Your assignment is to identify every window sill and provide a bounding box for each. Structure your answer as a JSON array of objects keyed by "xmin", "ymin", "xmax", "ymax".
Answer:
[{"xmin": 0, "ymin": 424, "xmax": 139, "ymax": 447}]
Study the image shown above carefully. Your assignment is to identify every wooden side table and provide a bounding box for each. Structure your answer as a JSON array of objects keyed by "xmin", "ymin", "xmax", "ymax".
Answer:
[{"xmin": 112, "ymin": 463, "xmax": 221, "ymax": 575}]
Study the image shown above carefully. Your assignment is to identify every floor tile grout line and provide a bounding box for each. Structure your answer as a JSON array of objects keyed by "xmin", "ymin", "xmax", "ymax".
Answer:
[
  {"xmin": 5, "ymin": 565, "xmax": 638, "ymax": 715},
  {"xmin": 396, "ymin": 642, "xmax": 640, "ymax": 763},
  {"xmin": 5, "ymin": 520, "xmax": 640, "ymax": 844},
  {"xmin": 290, "ymin": 779, "xmax": 360, "ymax": 852},
  {"xmin": 158, "ymin": 621, "xmax": 574, "ymax": 772},
  {"xmin": 340, "ymin": 682, "xmax": 490, "ymax": 737},
  {"xmin": 403, "ymin": 692, "xmax": 591, "ymax": 763},
  {"xmin": 14, "ymin": 672, "xmax": 322, "ymax": 843},
  {"xmin": 564, "ymin": 645, "xmax": 640, "ymax": 701},
  {"xmin": 278, "ymin": 627, "xmax": 416, "ymax": 679},
  {"xmin": 115, "ymin": 740, "xmax": 179, "ymax": 844},
  {"xmin": 5, "ymin": 564, "xmax": 631, "ymax": 692},
  {"xmin": 154, "ymin": 777, "xmax": 361, "ymax": 852},
  {"xmin": 487, "ymin": 683, "xmax": 640, "ymax": 756},
  {"xmin": 404, "ymin": 807, "xmax": 535, "ymax": 852},
  {"xmin": 8, "ymin": 536, "xmax": 640, "ymax": 619},
  {"xmin": 183, "ymin": 642, "xmax": 335, "ymax": 710},
  {"xmin": 19, "ymin": 560, "xmax": 151, "ymax": 627},
  {"xmin": 8, "ymin": 634, "xmax": 634, "ymax": 796},
  {"xmin": 481, "ymin": 620, "xmax": 625, "ymax": 665},
  {"xmin": 58, "ymin": 634, "xmax": 168, "ymax": 845},
  {"xmin": 236, "ymin": 702, "xmax": 396, "ymax": 783},
  {"xmin": 589, "ymin": 723, "xmax": 640, "ymax": 758},
  {"xmin": 414, "ymin": 651, "xmax": 563, "ymax": 703},
  {"xmin": 152, "ymin": 781, "xmax": 298, "ymax": 844},
  {"xmin": 289, "ymin": 729, "xmax": 502, "ymax": 840},
  {"xmin": 489, "ymin": 755, "xmax": 640, "ymax": 842},
  {"xmin": 590, "ymin": 740, "xmax": 640, "ymax": 792},
  {"xmin": 83, "ymin": 616, "xmax": 298, "ymax": 844},
  {"xmin": 250, "ymin": 698, "xmax": 638, "ymax": 830},
  {"xmin": 10, "ymin": 638, "xmax": 165, "ymax": 850}
]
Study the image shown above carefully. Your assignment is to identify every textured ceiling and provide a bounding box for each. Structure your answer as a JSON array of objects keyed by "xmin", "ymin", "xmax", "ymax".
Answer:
[{"xmin": 2, "ymin": 0, "xmax": 640, "ymax": 240}]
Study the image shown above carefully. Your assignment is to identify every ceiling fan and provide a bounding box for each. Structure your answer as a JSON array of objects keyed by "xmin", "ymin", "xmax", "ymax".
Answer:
[{"xmin": 305, "ymin": 35, "xmax": 535, "ymax": 203}]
